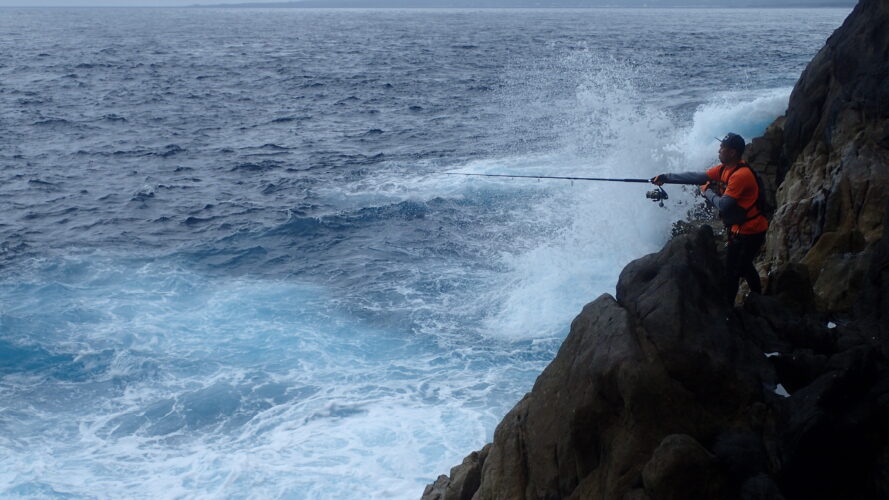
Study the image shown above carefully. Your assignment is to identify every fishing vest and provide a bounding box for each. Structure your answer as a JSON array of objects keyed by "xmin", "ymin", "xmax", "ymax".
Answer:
[{"xmin": 706, "ymin": 162, "xmax": 769, "ymax": 235}]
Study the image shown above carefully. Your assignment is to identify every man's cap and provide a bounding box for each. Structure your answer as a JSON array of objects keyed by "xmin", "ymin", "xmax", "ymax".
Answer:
[{"xmin": 717, "ymin": 132, "xmax": 746, "ymax": 154}]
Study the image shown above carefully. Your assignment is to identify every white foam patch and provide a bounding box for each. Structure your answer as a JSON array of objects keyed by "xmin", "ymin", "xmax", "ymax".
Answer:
[{"xmin": 1, "ymin": 258, "xmax": 543, "ymax": 499}]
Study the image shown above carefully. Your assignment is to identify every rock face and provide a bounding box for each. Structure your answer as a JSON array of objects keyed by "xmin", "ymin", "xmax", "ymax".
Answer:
[
  {"xmin": 423, "ymin": 1, "xmax": 889, "ymax": 498},
  {"xmin": 425, "ymin": 222, "xmax": 889, "ymax": 500},
  {"xmin": 761, "ymin": 0, "xmax": 889, "ymax": 313},
  {"xmin": 424, "ymin": 228, "xmax": 742, "ymax": 500}
]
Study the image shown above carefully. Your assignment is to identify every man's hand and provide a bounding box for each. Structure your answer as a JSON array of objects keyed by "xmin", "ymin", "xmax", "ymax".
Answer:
[
  {"xmin": 701, "ymin": 183, "xmax": 718, "ymax": 205},
  {"xmin": 650, "ymin": 174, "xmax": 667, "ymax": 186}
]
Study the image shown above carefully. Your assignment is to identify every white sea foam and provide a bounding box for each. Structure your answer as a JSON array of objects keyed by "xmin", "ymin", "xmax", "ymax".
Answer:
[{"xmin": 1, "ymin": 257, "xmax": 543, "ymax": 499}]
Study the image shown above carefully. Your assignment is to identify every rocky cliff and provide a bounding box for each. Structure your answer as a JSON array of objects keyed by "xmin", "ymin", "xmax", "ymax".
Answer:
[
  {"xmin": 423, "ymin": 0, "xmax": 889, "ymax": 498},
  {"xmin": 755, "ymin": 0, "xmax": 889, "ymax": 313}
]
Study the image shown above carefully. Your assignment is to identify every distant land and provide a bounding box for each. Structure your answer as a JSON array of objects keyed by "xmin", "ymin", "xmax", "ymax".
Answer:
[{"xmin": 192, "ymin": 0, "xmax": 856, "ymax": 8}]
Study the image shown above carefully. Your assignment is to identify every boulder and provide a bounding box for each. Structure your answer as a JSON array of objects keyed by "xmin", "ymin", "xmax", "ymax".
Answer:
[
  {"xmin": 763, "ymin": 263, "xmax": 815, "ymax": 314},
  {"xmin": 811, "ymin": 249, "xmax": 869, "ymax": 312},
  {"xmin": 642, "ymin": 434, "xmax": 730, "ymax": 500},
  {"xmin": 745, "ymin": 115, "xmax": 785, "ymax": 213},
  {"xmin": 774, "ymin": 343, "xmax": 889, "ymax": 499},
  {"xmin": 422, "ymin": 476, "xmax": 450, "ymax": 500},
  {"xmin": 421, "ymin": 446, "xmax": 491, "ymax": 500},
  {"xmin": 427, "ymin": 228, "xmax": 776, "ymax": 500},
  {"xmin": 424, "ymin": 223, "xmax": 889, "ymax": 500}
]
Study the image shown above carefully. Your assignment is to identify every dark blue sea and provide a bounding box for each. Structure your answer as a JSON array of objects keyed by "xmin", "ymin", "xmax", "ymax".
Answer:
[{"xmin": 0, "ymin": 7, "xmax": 848, "ymax": 499}]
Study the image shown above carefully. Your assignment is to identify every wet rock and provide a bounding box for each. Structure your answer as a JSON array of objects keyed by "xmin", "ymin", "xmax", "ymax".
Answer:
[
  {"xmin": 426, "ymin": 228, "xmax": 775, "ymax": 500},
  {"xmin": 422, "ymin": 475, "xmax": 450, "ymax": 500},
  {"xmin": 811, "ymin": 250, "xmax": 869, "ymax": 312},
  {"xmin": 739, "ymin": 474, "xmax": 785, "ymax": 500},
  {"xmin": 425, "ymin": 222, "xmax": 887, "ymax": 499},
  {"xmin": 763, "ymin": 263, "xmax": 815, "ymax": 315},
  {"xmin": 741, "ymin": 294, "xmax": 835, "ymax": 355},
  {"xmin": 769, "ymin": 348, "xmax": 828, "ymax": 393},
  {"xmin": 421, "ymin": 447, "xmax": 489, "ymax": 500},
  {"xmin": 775, "ymin": 344, "xmax": 889, "ymax": 499},
  {"xmin": 642, "ymin": 434, "xmax": 730, "ymax": 500},
  {"xmin": 711, "ymin": 430, "xmax": 769, "ymax": 484},
  {"xmin": 745, "ymin": 116, "xmax": 785, "ymax": 212},
  {"xmin": 447, "ymin": 446, "xmax": 489, "ymax": 500},
  {"xmin": 765, "ymin": 0, "xmax": 889, "ymax": 280}
]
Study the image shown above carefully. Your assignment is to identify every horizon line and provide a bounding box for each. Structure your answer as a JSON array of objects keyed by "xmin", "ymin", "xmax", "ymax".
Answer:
[{"xmin": 0, "ymin": 3, "xmax": 857, "ymax": 8}]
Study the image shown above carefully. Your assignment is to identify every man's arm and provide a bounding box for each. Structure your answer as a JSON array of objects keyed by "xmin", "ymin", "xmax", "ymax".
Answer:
[
  {"xmin": 701, "ymin": 188, "xmax": 740, "ymax": 213},
  {"xmin": 702, "ymin": 186, "xmax": 751, "ymax": 226},
  {"xmin": 651, "ymin": 172, "xmax": 710, "ymax": 185}
]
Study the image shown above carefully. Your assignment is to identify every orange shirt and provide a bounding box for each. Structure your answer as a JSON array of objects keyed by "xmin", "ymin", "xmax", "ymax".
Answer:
[{"xmin": 705, "ymin": 163, "xmax": 769, "ymax": 235}]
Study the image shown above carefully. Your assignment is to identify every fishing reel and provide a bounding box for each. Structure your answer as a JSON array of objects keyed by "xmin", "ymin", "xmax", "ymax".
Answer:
[{"xmin": 645, "ymin": 186, "xmax": 669, "ymax": 207}]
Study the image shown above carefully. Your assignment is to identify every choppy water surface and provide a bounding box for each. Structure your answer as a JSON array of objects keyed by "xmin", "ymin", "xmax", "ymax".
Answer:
[{"xmin": 0, "ymin": 7, "xmax": 848, "ymax": 499}]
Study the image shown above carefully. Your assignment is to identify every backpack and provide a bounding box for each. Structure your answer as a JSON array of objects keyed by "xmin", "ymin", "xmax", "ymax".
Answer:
[{"xmin": 717, "ymin": 163, "xmax": 772, "ymax": 225}]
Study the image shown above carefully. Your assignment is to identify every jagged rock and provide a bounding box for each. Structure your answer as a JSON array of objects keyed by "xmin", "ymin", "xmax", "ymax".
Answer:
[
  {"xmin": 745, "ymin": 115, "xmax": 786, "ymax": 213},
  {"xmin": 739, "ymin": 474, "xmax": 785, "ymax": 500},
  {"xmin": 422, "ymin": 475, "xmax": 450, "ymax": 500},
  {"xmin": 740, "ymin": 294, "xmax": 836, "ymax": 355},
  {"xmin": 799, "ymin": 229, "xmax": 866, "ymax": 280},
  {"xmin": 763, "ymin": 263, "xmax": 815, "ymax": 314},
  {"xmin": 782, "ymin": 0, "xmax": 889, "ymax": 168},
  {"xmin": 624, "ymin": 489, "xmax": 651, "ymax": 500},
  {"xmin": 642, "ymin": 434, "xmax": 730, "ymax": 500},
  {"xmin": 427, "ymin": 228, "xmax": 777, "ymax": 500},
  {"xmin": 764, "ymin": 0, "xmax": 889, "ymax": 304},
  {"xmin": 425, "ymin": 227, "xmax": 888, "ymax": 500},
  {"xmin": 711, "ymin": 430, "xmax": 770, "ymax": 484},
  {"xmin": 615, "ymin": 226, "xmax": 772, "ymax": 409},
  {"xmin": 811, "ymin": 249, "xmax": 869, "ymax": 312},
  {"xmin": 422, "ymin": 446, "xmax": 491, "ymax": 500},
  {"xmin": 472, "ymin": 293, "xmax": 650, "ymax": 500},
  {"xmin": 769, "ymin": 348, "xmax": 828, "ymax": 393},
  {"xmin": 775, "ymin": 343, "xmax": 889, "ymax": 499}
]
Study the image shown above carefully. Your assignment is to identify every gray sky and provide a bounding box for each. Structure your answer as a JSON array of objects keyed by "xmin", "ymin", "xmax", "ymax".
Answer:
[{"xmin": 0, "ymin": 0, "xmax": 856, "ymax": 8}]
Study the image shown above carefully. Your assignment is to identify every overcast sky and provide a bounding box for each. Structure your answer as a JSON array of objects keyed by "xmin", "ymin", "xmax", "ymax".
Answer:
[{"xmin": 0, "ymin": 0, "xmax": 856, "ymax": 8}]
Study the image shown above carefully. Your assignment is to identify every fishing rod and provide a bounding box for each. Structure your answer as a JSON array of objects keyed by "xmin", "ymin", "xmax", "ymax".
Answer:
[
  {"xmin": 444, "ymin": 172, "xmax": 650, "ymax": 183},
  {"xmin": 443, "ymin": 171, "xmax": 670, "ymax": 205}
]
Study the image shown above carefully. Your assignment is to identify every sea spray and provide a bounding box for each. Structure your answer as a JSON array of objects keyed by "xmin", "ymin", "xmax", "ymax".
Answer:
[{"xmin": 474, "ymin": 57, "xmax": 792, "ymax": 340}]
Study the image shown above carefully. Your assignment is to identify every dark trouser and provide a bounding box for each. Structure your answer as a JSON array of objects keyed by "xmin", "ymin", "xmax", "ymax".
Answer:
[{"xmin": 725, "ymin": 231, "xmax": 766, "ymax": 304}]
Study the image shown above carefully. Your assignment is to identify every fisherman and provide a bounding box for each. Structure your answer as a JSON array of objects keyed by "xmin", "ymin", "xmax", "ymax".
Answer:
[{"xmin": 651, "ymin": 133, "xmax": 769, "ymax": 305}]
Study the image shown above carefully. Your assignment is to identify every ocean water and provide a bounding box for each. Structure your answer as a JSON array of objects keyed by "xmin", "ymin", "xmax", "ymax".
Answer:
[{"xmin": 0, "ymin": 7, "xmax": 848, "ymax": 499}]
